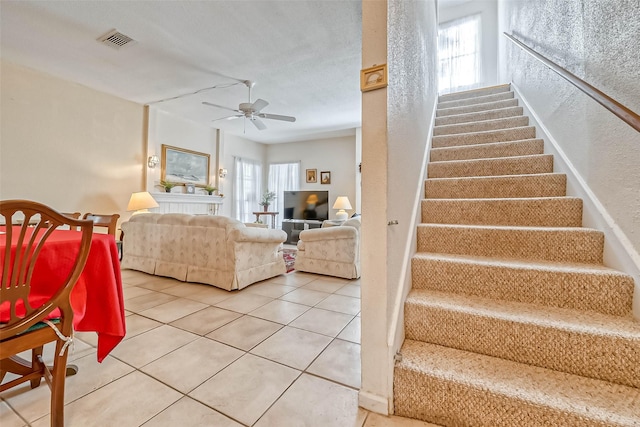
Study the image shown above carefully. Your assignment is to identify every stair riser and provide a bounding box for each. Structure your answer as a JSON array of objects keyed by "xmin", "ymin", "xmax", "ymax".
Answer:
[
  {"xmin": 428, "ymin": 155, "xmax": 553, "ymax": 179},
  {"xmin": 411, "ymin": 257, "xmax": 634, "ymax": 316},
  {"xmin": 432, "ymin": 126, "xmax": 536, "ymax": 148},
  {"xmin": 436, "ymin": 99, "xmax": 519, "ymax": 117},
  {"xmin": 404, "ymin": 303, "xmax": 640, "ymax": 388},
  {"xmin": 425, "ymin": 174, "xmax": 567, "ymax": 199},
  {"xmin": 417, "ymin": 225, "xmax": 604, "ymax": 264},
  {"xmin": 438, "ymin": 84, "xmax": 511, "ymax": 103},
  {"xmin": 430, "ymin": 139, "xmax": 544, "ymax": 162},
  {"xmin": 394, "ymin": 367, "xmax": 627, "ymax": 426},
  {"xmin": 435, "ymin": 106, "xmax": 524, "ymax": 126},
  {"xmin": 438, "ymin": 91, "xmax": 515, "ymax": 109},
  {"xmin": 434, "ymin": 116, "xmax": 529, "ymax": 136},
  {"xmin": 421, "ymin": 198, "xmax": 582, "ymax": 227}
]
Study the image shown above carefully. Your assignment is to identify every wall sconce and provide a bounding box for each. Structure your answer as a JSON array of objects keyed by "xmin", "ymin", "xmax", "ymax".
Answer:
[
  {"xmin": 147, "ymin": 155, "xmax": 160, "ymax": 168},
  {"xmin": 219, "ymin": 168, "xmax": 228, "ymax": 178}
]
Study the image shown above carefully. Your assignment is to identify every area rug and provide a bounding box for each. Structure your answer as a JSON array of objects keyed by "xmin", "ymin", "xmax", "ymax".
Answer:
[{"xmin": 283, "ymin": 248, "xmax": 297, "ymax": 273}]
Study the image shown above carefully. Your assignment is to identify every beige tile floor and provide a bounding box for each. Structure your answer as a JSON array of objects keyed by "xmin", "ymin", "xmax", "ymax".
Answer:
[{"xmin": 1, "ymin": 269, "xmax": 438, "ymax": 427}]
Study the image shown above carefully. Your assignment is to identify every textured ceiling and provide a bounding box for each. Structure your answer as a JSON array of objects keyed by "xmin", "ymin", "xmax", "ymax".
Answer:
[{"xmin": 0, "ymin": 1, "xmax": 362, "ymax": 143}]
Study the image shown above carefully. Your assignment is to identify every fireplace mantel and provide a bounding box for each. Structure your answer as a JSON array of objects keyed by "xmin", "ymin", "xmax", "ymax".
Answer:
[{"xmin": 151, "ymin": 192, "xmax": 223, "ymax": 215}]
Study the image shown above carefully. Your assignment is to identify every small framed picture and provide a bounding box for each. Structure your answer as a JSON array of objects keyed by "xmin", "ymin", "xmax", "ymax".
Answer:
[
  {"xmin": 185, "ymin": 183, "xmax": 195, "ymax": 194},
  {"xmin": 306, "ymin": 169, "xmax": 317, "ymax": 183},
  {"xmin": 361, "ymin": 64, "xmax": 388, "ymax": 92},
  {"xmin": 320, "ymin": 171, "xmax": 331, "ymax": 185}
]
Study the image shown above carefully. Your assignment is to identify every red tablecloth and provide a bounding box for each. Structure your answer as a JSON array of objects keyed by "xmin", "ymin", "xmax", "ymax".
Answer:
[{"xmin": 1, "ymin": 228, "xmax": 126, "ymax": 362}]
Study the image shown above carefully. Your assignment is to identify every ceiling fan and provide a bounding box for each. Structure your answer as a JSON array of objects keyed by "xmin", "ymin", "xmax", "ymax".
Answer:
[{"xmin": 202, "ymin": 80, "xmax": 296, "ymax": 131}]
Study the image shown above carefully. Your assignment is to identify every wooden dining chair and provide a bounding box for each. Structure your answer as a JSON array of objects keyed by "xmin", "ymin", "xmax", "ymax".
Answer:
[
  {"xmin": 0, "ymin": 200, "xmax": 93, "ymax": 427},
  {"xmin": 82, "ymin": 213, "xmax": 121, "ymax": 258},
  {"xmin": 61, "ymin": 212, "xmax": 81, "ymax": 219},
  {"xmin": 82, "ymin": 213, "xmax": 120, "ymax": 236}
]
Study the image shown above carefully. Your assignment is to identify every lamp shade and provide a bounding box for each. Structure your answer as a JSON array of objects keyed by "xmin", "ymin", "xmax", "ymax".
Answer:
[
  {"xmin": 127, "ymin": 191, "xmax": 159, "ymax": 212},
  {"xmin": 332, "ymin": 196, "xmax": 352, "ymax": 220},
  {"xmin": 332, "ymin": 196, "xmax": 352, "ymax": 210}
]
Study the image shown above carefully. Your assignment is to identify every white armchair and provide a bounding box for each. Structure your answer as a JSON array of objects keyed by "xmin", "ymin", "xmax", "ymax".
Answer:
[{"xmin": 295, "ymin": 216, "xmax": 360, "ymax": 279}]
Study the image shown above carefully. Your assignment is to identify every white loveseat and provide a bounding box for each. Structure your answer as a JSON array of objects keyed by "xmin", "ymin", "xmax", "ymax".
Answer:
[
  {"xmin": 121, "ymin": 213, "xmax": 287, "ymax": 291},
  {"xmin": 295, "ymin": 216, "xmax": 361, "ymax": 279}
]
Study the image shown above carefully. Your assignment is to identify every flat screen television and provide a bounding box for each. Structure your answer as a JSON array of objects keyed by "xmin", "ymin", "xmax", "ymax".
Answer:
[{"xmin": 283, "ymin": 190, "xmax": 329, "ymax": 222}]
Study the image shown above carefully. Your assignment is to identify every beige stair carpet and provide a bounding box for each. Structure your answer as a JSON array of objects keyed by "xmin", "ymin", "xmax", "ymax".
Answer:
[{"xmin": 394, "ymin": 83, "xmax": 640, "ymax": 426}]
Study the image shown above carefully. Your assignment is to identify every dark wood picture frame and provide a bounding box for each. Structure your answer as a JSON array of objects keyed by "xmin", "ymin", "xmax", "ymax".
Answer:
[{"xmin": 320, "ymin": 171, "xmax": 331, "ymax": 185}]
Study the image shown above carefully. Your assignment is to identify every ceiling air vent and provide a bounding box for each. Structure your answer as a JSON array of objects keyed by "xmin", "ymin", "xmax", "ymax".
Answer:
[{"xmin": 98, "ymin": 29, "xmax": 136, "ymax": 49}]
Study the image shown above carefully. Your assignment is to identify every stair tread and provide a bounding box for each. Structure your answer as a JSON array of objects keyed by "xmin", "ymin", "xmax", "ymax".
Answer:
[
  {"xmin": 437, "ymin": 92, "xmax": 514, "ymax": 109},
  {"xmin": 432, "ymin": 125, "xmax": 535, "ymax": 141},
  {"xmin": 434, "ymin": 106, "xmax": 523, "ymax": 126},
  {"xmin": 422, "ymin": 196, "xmax": 583, "ymax": 227},
  {"xmin": 431, "ymin": 137, "xmax": 542, "ymax": 152},
  {"xmin": 438, "ymin": 84, "xmax": 511, "ymax": 103},
  {"xmin": 411, "ymin": 252, "xmax": 634, "ymax": 316},
  {"xmin": 426, "ymin": 172, "xmax": 564, "ymax": 182},
  {"xmin": 436, "ymin": 99, "xmax": 519, "ymax": 117},
  {"xmin": 406, "ymin": 288, "xmax": 640, "ymax": 335},
  {"xmin": 429, "ymin": 153, "xmax": 550, "ymax": 165},
  {"xmin": 436, "ymin": 98, "xmax": 517, "ymax": 114},
  {"xmin": 398, "ymin": 340, "xmax": 640, "ymax": 423},
  {"xmin": 418, "ymin": 223, "xmax": 603, "ymax": 234},
  {"xmin": 434, "ymin": 115, "xmax": 527, "ymax": 132},
  {"xmin": 412, "ymin": 251, "xmax": 629, "ymax": 276}
]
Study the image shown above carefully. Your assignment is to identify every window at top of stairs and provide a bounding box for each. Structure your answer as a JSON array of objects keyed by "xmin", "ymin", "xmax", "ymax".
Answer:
[{"xmin": 438, "ymin": 14, "xmax": 482, "ymax": 95}]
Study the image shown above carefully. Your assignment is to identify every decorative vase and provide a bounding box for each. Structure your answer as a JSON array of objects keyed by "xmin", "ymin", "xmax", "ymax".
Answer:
[{"xmin": 263, "ymin": 205, "xmax": 268, "ymax": 212}]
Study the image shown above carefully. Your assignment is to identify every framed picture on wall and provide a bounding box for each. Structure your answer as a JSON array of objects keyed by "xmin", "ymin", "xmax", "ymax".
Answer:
[
  {"xmin": 161, "ymin": 144, "xmax": 210, "ymax": 186},
  {"xmin": 320, "ymin": 171, "xmax": 331, "ymax": 185},
  {"xmin": 306, "ymin": 169, "xmax": 317, "ymax": 183}
]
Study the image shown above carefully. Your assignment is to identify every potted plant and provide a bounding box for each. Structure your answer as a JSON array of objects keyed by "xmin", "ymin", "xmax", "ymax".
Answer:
[
  {"xmin": 159, "ymin": 180, "xmax": 177, "ymax": 193},
  {"xmin": 203, "ymin": 184, "xmax": 217, "ymax": 195},
  {"xmin": 259, "ymin": 190, "xmax": 276, "ymax": 212}
]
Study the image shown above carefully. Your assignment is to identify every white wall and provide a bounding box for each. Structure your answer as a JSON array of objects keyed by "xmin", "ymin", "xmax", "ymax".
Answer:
[
  {"xmin": 0, "ymin": 60, "xmax": 144, "ymax": 227},
  {"xmin": 498, "ymin": 0, "xmax": 640, "ymax": 316},
  {"xmin": 267, "ymin": 134, "xmax": 358, "ymax": 218},
  {"xmin": 359, "ymin": 0, "xmax": 439, "ymax": 414},
  {"xmin": 439, "ymin": 0, "xmax": 499, "ymax": 88}
]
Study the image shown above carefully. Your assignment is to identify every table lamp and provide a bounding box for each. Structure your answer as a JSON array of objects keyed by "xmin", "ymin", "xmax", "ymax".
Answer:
[
  {"xmin": 127, "ymin": 191, "xmax": 159, "ymax": 215},
  {"xmin": 333, "ymin": 196, "xmax": 352, "ymax": 220}
]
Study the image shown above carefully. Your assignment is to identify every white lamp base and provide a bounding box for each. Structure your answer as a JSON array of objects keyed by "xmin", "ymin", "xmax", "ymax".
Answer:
[{"xmin": 335, "ymin": 210, "xmax": 348, "ymax": 221}]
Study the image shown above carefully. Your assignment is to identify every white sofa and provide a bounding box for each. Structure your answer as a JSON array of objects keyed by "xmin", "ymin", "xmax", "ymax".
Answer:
[
  {"xmin": 121, "ymin": 213, "xmax": 287, "ymax": 291},
  {"xmin": 295, "ymin": 216, "xmax": 361, "ymax": 279}
]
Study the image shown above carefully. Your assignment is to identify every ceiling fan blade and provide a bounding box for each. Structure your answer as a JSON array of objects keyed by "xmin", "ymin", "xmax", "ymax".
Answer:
[
  {"xmin": 251, "ymin": 99, "xmax": 269, "ymax": 113},
  {"xmin": 212, "ymin": 114, "xmax": 242, "ymax": 122},
  {"xmin": 251, "ymin": 117, "xmax": 267, "ymax": 130},
  {"xmin": 202, "ymin": 101, "xmax": 240, "ymax": 113},
  {"xmin": 258, "ymin": 113, "xmax": 296, "ymax": 122}
]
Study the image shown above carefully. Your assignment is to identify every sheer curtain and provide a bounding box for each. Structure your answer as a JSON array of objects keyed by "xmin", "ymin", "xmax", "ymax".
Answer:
[
  {"xmin": 438, "ymin": 14, "xmax": 482, "ymax": 94},
  {"xmin": 268, "ymin": 162, "xmax": 300, "ymax": 228},
  {"xmin": 232, "ymin": 157, "xmax": 262, "ymax": 223}
]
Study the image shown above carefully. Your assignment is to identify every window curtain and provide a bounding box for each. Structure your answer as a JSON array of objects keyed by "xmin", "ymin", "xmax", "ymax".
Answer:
[
  {"xmin": 268, "ymin": 162, "xmax": 300, "ymax": 228},
  {"xmin": 232, "ymin": 157, "xmax": 262, "ymax": 223},
  {"xmin": 438, "ymin": 14, "xmax": 482, "ymax": 95}
]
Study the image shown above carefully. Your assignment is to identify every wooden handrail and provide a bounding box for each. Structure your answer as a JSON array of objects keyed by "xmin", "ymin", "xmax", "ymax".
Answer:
[{"xmin": 504, "ymin": 32, "xmax": 640, "ymax": 133}]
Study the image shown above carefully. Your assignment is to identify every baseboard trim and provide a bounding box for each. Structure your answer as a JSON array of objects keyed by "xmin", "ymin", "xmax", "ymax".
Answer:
[
  {"xmin": 511, "ymin": 82, "xmax": 640, "ymax": 319},
  {"xmin": 358, "ymin": 390, "xmax": 389, "ymax": 415}
]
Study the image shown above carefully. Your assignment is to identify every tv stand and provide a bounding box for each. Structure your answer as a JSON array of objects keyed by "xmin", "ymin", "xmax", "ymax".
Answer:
[{"xmin": 282, "ymin": 219, "xmax": 323, "ymax": 244}]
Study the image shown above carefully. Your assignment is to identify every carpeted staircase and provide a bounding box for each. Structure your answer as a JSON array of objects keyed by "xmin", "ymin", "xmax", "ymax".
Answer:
[{"xmin": 393, "ymin": 84, "xmax": 640, "ymax": 426}]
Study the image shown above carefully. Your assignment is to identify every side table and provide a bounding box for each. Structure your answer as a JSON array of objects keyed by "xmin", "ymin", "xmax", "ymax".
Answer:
[{"xmin": 252, "ymin": 211, "xmax": 279, "ymax": 229}]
